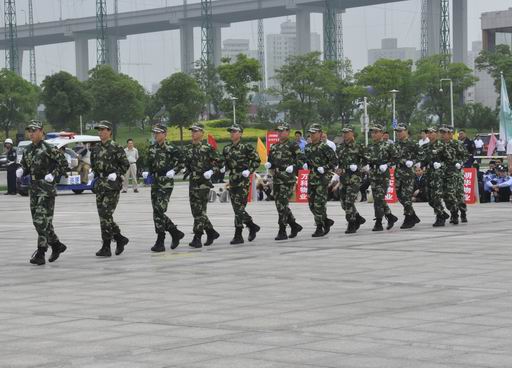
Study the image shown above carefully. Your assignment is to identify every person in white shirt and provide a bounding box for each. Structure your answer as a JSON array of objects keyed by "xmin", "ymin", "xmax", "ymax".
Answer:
[
  {"xmin": 474, "ymin": 135, "xmax": 484, "ymax": 156},
  {"xmin": 497, "ymin": 138, "xmax": 507, "ymax": 156},
  {"xmin": 123, "ymin": 139, "xmax": 139, "ymax": 193},
  {"xmin": 321, "ymin": 132, "xmax": 336, "ymax": 151},
  {"xmin": 418, "ymin": 131, "xmax": 429, "ymax": 146}
]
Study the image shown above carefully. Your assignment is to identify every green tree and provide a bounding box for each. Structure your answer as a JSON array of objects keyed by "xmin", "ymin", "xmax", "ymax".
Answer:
[
  {"xmin": 355, "ymin": 59, "xmax": 418, "ymax": 128},
  {"xmin": 0, "ymin": 69, "xmax": 39, "ymax": 138},
  {"xmin": 415, "ymin": 55, "xmax": 477, "ymax": 125},
  {"xmin": 85, "ymin": 65, "xmax": 145, "ymax": 139},
  {"xmin": 40, "ymin": 71, "xmax": 91, "ymax": 131},
  {"xmin": 217, "ymin": 54, "xmax": 262, "ymax": 124},
  {"xmin": 156, "ymin": 72, "xmax": 204, "ymax": 144},
  {"xmin": 455, "ymin": 102, "xmax": 498, "ymax": 131},
  {"xmin": 193, "ymin": 62, "xmax": 223, "ymax": 119},
  {"xmin": 475, "ymin": 44, "xmax": 512, "ymax": 105},
  {"xmin": 273, "ymin": 52, "xmax": 337, "ymax": 134}
]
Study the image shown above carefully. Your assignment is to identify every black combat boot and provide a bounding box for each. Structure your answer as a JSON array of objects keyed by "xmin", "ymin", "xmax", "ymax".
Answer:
[
  {"xmin": 275, "ymin": 225, "xmax": 288, "ymax": 241},
  {"xmin": 355, "ymin": 214, "xmax": 366, "ymax": 230},
  {"xmin": 48, "ymin": 241, "xmax": 67, "ymax": 263},
  {"xmin": 460, "ymin": 210, "xmax": 467, "ymax": 223},
  {"xmin": 230, "ymin": 227, "xmax": 244, "ymax": 245},
  {"xmin": 345, "ymin": 221, "xmax": 357, "ymax": 234},
  {"xmin": 204, "ymin": 228, "xmax": 220, "ymax": 246},
  {"xmin": 114, "ymin": 233, "xmax": 129, "ymax": 255},
  {"xmin": 400, "ymin": 215, "xmax": 415, "ymax": 229},
  {"xmin": 312, "ymin": 225, "xmax": 324, "ymax": 237},
  {"xmin": 432, "ymin": 215, "xmax": 446, "ymax": 227},
  {"xmin": 323, "ymin": 218, "xmax": 334, "ymax": 235},
  {"xmin": 168, "ymin": 226, "xmax": 185, "ymax": 250},
  {"xmin": 385, "ymin": 213, "xmax": 398, "ymax": 230},
  {"xmin": 30, "ymin": 247, "xmax": 46, "ymax": 265},
  {"xmin": 246, "ymin": 221, "xmax": 260, "ymax": 242},
  {"xmin": 189, "ymin": 232, "xmax": 203, "ymax": 248},
  {"xmin": 372, "ymin": 218, "xmax": 384, "ymax": 232},
  {"xmin": 450, "ymin": 211, "xmax": 459, "ymax": 225},
  {"xmin": 442, "ymin": 212, "xmax": 450, "ymax": 220},
  {"xmin": 96, "ymin": 240, "xmax": 112, "ymax": 257},
  {"xmin": 288, "ymin": 220, "xmax": 303, "ymax": 238},
  {"xmin": 413, "ymin": 213, "xmax": 421, "ymax": 224},
  {"xmin": 151, "ymin": 233, "xmax": 166, "ymax": 252}
]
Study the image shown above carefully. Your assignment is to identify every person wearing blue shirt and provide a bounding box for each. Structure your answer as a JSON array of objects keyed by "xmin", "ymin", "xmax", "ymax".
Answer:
[
  {"xmin": 295, "ymin": 131, "xmax": 307, "ymax": 152},
  {"xmin": 484, "ymin": 165, "xmax": 512, "ymax": 203}
]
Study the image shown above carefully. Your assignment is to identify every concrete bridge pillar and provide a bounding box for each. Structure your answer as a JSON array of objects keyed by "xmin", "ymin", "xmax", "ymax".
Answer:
[
  {"xmin": 426, "ymin": 0, "xmax": 440, "ymax": 56},
  {"xmin": 452, "ymin": 0, "xmax": 468, "ymax": 64},
  {"xmin": 107, "ymin": 37, "xmax": 120, "ymax": 72},
  {"xmin": 296, "ymin": 9, "xmax": 311, "ymax": 55},
  {"xmin": 180, "ymin": 23, "xmax": 194, "ymax": 73},
  {"xmin": 213, "ymin": 25, "xmax": 222, "ymax": 66},
  {"xmin": 74, "ymin": 36, "xmax": 89, "ymax": 81}
]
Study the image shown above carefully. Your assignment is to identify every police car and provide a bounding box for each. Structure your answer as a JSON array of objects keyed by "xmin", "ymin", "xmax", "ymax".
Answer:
[{"xmin": 16, "ymin": 132, "xmax": 101, "ymax": 195}]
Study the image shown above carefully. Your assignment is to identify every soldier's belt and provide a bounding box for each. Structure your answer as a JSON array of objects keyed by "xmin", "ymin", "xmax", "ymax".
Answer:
[
  {"xmin": 153, "ymin": 170, "xmax": 171, "ymax": 178},
  {"xmin": 30, "ymin": 174, "xmax": 45, "ymax": 181}
]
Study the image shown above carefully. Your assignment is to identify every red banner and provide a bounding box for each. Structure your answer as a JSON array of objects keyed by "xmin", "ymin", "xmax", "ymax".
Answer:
[
  {"xmin": 295, "ymin": 169, "xmax": 310, "ymax": 203},
  {"xmin": 463, "ymin": 168, "xmax": 478, "ymax": 204},
  {"xmin": 385, "ymin": 167, "xmax": 398, "ymax": 203},
  {"xmin": 247, "ymin": 173, "xmax": 253, "ymax": 203},
  {"xmin": 266, "ymin": 131, "xmax": 280, "ymax": 154}
]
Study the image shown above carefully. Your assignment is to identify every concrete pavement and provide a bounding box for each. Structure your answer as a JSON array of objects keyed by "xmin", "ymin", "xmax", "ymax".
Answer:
[{"xmin": 1, "ymin": 183, "xmax": 512, "ymax": 367}]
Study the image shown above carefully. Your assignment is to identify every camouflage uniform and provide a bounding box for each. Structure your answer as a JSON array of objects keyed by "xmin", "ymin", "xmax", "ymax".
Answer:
[
  {"xmin": 364, "ymin": 125, "xmax": 397, "ymax": 229},
  {"xmin": 182, "ymin": 126, "xmax": 220, "ymax": 237},
  {"xmin": 20, "ymin": 122, "xmax": 68, "ymax": 259},
  {"xmin": 267, "ymin": 124, "xmax": 305, "ymax": 234},
  {"xmin": 419, "ymin": 128, "xmax": 449, "ymax": 224},
  {"xmin": 442, "ymin": 128, "xmax": 469, "ymax": 222},
  {"xmin": 335, "ymin": 126, "xmax": 365, "ymax": 229},
  {"xmin": 147, "ymin": 129, "xmax": 183, "ymax": 235},
  {"xmin": 91, "ymin": 123, "xmax": 130, "ymax": 245},
  {"xmin": 304, "ymin": 124, "xmax": 338, "ymax": 234},
  {"xmin": 393, "ymin": 126, "xmax": 419, "ymax": 220},
  {"xmin": 221, "ymin": 125, "xmax": 261, "ymax": 236}
]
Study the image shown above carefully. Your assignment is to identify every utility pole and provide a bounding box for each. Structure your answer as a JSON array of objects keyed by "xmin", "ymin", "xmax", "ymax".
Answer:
[
  {"xmin": 4, "ymin": 0, "xmax": 19, "ymax": 74},
  {"xmin": 96, "ymin": 0, "xmax": 108, "ymax": 66},
  {"xmin": 440, "ymin": 0, "xmax": 451, "ymax": 66},
  {"xmin": 28, "ymin": 0, "xmax": 36, "ymax": 84},
  {"xmin": 323, "ymin": 0, "xmax": 336, "ymax": 62},
  {"xmin": 257, "ymin": 19, "xmax": 265, "ymax": 93},
  {"xmin": 201, "ymin": 0, "xmax": 213, "ymax": 117},
  {"xmin": 114, "ymin": 0, "xmax": 120, "ymax": 72},
  {"xmin": 420, "ymin": 0, "xmax": 428, "ymax": 58},
  {"xmin": 335, "ymin": 10, "xmax": 344, "ymax": 77}
]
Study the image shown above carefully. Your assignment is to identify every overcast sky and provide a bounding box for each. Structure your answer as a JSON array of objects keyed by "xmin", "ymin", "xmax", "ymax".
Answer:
[{"xmin": 2, "ymin": 0, "xmax": 512, "ymax": 90}]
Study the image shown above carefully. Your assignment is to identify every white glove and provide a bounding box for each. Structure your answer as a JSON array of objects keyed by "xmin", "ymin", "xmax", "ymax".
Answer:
[
  {"xmin": 433, "ymin": 162, "xmax": 441, "ymax": 170},
  {"xmin": 331, "ymin": 174, "xmax": 340, "ymax": 183},
  {"xmin": 264, "ymin": 162, "xmax": 272, "ymax": 169},
  {"xmin": 44, "ymin": 173, "xmax": 54, "ymax": 183},
  {"xmin": 107, "ymin": 173, "xmax": 117, "ymax": 181},
  {"xmin": 88, "ymin": 168, "xmax": 92, "ymax": 173},
  {"xmin": 16, "ymin": 168, "xmax": 24, "ymax": 178},
  {"xmin": 405, "ymin": 160, "xmax": 414, "ymax": 168},
  {"xmin": 455, "ymin": 163, "xmax": 461, "ymax": 170},
  {"xmin": 203, "ymin": 170, "xmax": 213, "ymax": 180},
  {"xmin": 415, "ymin": 162, "xmax": 422, "ymax": 169},
  {"xmin": 285, "ymin": 165, "xmax": 294, "ymax": 174},
  {"xmin": 349, "ymin": 164, "xmax": 358, "ymax": 172},
  {"xmin": 317, "ymin": 167, "xmax": 325, "ymax": 174},
  {"xmin": 166, "ymin": 169, "xmax": 175, "ymax": 178},
  {"xmin": 303, "ymin": 163, "xmax": 308, "ymax": 170},
  {"xmin": 220, "ymin": 166, "xmax": 226, "ymax": 173},
  {"xmin": 362, "ymin": 165, "xmax": 370, "ymax": 172},
  {"xmin": 242, "ymin": 169, "xmax": 250, "ymax": 178},
  {"xmin": 379, "ymin": 164, "xmax": 388, "ymax": 173}
]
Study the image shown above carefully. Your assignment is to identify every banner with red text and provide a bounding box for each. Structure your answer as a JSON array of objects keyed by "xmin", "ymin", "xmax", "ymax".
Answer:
[
  {"xmin": 295, "ymin": 169, "xmax": 310, "ymax": 203},
  {"xmin": 385, "ymin": 167, "xmax": 398, "ymax": 203},
  {"xmin": 463, "ymin": 168, "xmax": 478, "ymax": 204},
  {"xmin": 266, "ymin": 131, "xmax": 280, "ymax": 154}
]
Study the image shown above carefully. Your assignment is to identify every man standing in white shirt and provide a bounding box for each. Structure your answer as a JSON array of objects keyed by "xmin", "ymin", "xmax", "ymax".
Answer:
[
  {"xmin": 418, "ymin": 131, "xmax": 429, "ymax": 146},
  {"xmin": 123, "ymin": 139, "xmax": 139, "ymax": 193},
  {"xmin": 474, "ymin": 135, "xmax": 484, "ymax": 156},
  {"xmin": 321, "ymin": 132, "xmax": 336, "ymax": 151}
]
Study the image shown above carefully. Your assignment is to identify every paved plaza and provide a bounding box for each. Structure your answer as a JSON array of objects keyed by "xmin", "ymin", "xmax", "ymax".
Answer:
[{"xmin": 1, "ymin": 183, "xmax": 512, "ymax": 368}]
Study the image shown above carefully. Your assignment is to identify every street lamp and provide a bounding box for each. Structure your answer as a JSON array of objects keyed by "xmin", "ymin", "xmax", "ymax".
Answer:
[
  {"xmin": 390, "ymin": 89, "xmax": 399, "ymax": 141},
  {"xmin": 439, "ymin": 78, "xmax": 454, "ymax": 128},
  {"xmin": 231, "ymin": 96, "xmax": 238, "ymax": 124}
]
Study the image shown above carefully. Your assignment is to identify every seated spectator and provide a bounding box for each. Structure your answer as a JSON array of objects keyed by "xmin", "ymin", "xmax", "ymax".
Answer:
[
  {"xmin": 485, "ymin": 160, "xmax": 497, "ymax": 176},
  {"xmin": 359, "ymin": 171, "xmax": 370, "ymax": 202},
  {"xmin": 412, "ymin": 166, "xmax": 427, "ymax": 202},
  {"xmin": 255, "ymin": 173, "xmax": 273, "ymax": 201},
  {"xmin": 328, "ymin": 174, "xmax": 340, "ymax": 201},
  {"xmin": 483, "ymin": 165, "xmax": 512, "ymax": 203},
  {"xmin": 217, "ymin": 186, "xmax": 230, "ymax": 203}
]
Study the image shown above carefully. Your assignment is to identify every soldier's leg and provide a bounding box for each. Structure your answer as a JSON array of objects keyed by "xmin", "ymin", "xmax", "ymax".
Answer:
[
  {"xmin": 307, "ymin": 184, "xmax": 320, "ymax": 225},
  {"xmin": 189, "ymin": 189, "xmax": 202, "ymax": 233},
  {"xmin": 96, "ymin": 190, "xmax": 119, "ymax": 240},
  {"xmin": 314, "ymin": 183, "xmax": 328, "ymax": 226},
  {"xmin": 45, "ymin": 193, "xmax": 60, "ymax": 245},
  {"xmin": 273, "ymin": 183, "xmax": 285, "ymax": 225},
  {"xmin": 443, "ymin": 175, "xmax": 458, "ymax": 214},
  {"xmin": 230, "ymin": 186, "xmax": 248, "ymax": 228},
  {"xmin": 30, "ymin": 189, "xmax": 51, "ymax": 249},
  {"xmin": 283, "ymin": 182, "xmax": 297, "ymax": 223},
  {"xmin": 400, "ymin": 177, "xmax": 415, "ymax": 216},
  {"xmin": 152, "ymin": 186, "xmax": 170, "ymax": 234},
  {"xmin": 370, "ymin": 178, "xmax": 385, "ymax": 219},
  {"xmin": 427, "ymin": 175, "xmax": 445, "ymax": 216}
]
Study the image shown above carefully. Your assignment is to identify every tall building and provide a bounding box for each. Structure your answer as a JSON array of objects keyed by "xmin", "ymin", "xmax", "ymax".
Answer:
[
  {"xmin": 266, "ymin": 20, "xmax": 321, "ymax": 89},
  {"xmin": 221, "ymin": 39, "xmax": 258, "ymax": 62},
  {"xmin": 368, "ymin": 38, "xmax": 419, "ymax": 65},
  {"xmin": 466, "ymin": 41, "xmax": 498, "ymax": 109}
]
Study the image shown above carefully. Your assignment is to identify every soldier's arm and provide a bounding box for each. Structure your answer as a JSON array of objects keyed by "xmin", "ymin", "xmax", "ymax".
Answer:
[
  {"xmin": 51, "ymin": 146, "xmax": 69, "ymax": 178},
  {"xmin": 117, "ymin": 146, "xmax": 130, "ymax": 175},
  {"xmin": 293, "ymin": 142, "xmax": 306, "ymax": 168},
  {"xmin": 247, "ymin": 144, "xmax": 261, "ymax": 172},
  {"xmin": 324, "ymin": 144, "xmax": 338, "ymax": 171},
  {"xmin": 171, "ymin": 145, "xmax": 184, "ymax": 173},
  {"xmin": 219, "ymin": 146, "xmax": 228, "ymax": 170},
  {"xmin": 209, "ymin": 144, "xmax": 221, "ymax": 172},
  {"xmin": 20, "ymin": 146, "xmax": 29, "ymax": 175}
]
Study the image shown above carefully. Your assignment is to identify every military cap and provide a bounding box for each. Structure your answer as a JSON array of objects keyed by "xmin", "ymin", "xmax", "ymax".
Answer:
[
  {"xmin": 425, "ymin": 126, "xmax": 438, "ymax": 133},
  {"xmin": 25, "ymin": 120, "xmax": 43, "ymax": 130},
  {"xmin": 276, "ymin": 122, "xmax": 290, "ymax": 131},
  {"xmin": 188, "ymin": 123, "xmax": 205, "ymax": 131},
  {"xmin": 94, "ymin": 120, "xmax": 113, "ymax": 130},
  {"xmin": 227, "ymin": 124, "xmax": 243, "ymax": 133},
  {"xmin": 308, "ymin": 123, "xmax": 322, "ymax": 133},
  {"xmin": 369, "ymin": 123, "xmax": 384, "ymax": 131},
  {"xmin": 394, "ymin": 123, "xmax": 408, "ymax": 131},
  {"xmin": 341, "ymin": 125, "xmax": 354, "ymax": 133},
  {"xmin": 152, "ymin": 123, "xmax": 167, "ymax": 133},
  {"xmin": 438, "ymin": 125, "xmax": 451, "ymax": 133}
]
